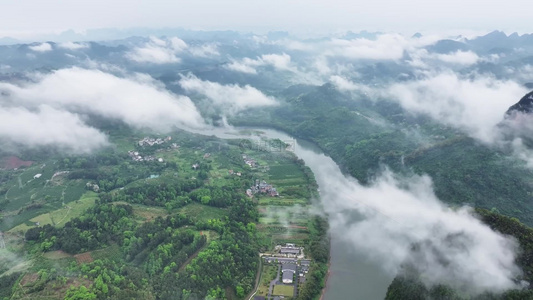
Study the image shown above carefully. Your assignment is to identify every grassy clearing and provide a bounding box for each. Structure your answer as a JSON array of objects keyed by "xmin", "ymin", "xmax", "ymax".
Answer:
[
  {"xmin": 200, "ymin": 230, "xmax": 220, "ymax": 242},
  {"xmin": 273, "ymin": 284, "xmax": 294, "ymax": 297},
  {"xmin": 43, "ymin": 250, "xmax": 72, "ymax": 260},
  {"xmin": 8, "ymin": 192, "xmax": 97, "ymax": 233},
  {"xmin": 268, "ymin": 164, "xmax": 305, "ymax": 179},
  {"xmin": 178, "ymin": 203, "xmax": 227, "ymax": 222},
  {"xmin": 111, "ymin": 201, "xmax": 169, "ymax": 222}
]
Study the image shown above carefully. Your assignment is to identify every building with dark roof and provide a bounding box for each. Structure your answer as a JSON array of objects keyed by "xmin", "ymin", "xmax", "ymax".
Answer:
[
  {"xmin": 282, "ymin": 263, "xmax": 297, "ymax": 284},
  {"xmin": 280, "ymin": 247, "xmax": 300, "ymax": 256}
]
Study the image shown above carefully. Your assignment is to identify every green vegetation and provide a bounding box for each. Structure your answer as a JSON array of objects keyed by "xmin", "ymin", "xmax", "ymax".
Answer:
[
  {"xmin": 234, "ymin": 84, "xmax": 533, "ymax": 226},
  {"xmin": 273, "ymin": 284, "xmax": 294, "ymax": 297},
  {"xmin": 256, "ymin": 265, "xmax": 278, "ymax": 297},
  {"xmin": 9, "ymin": 191, "xmax": 97, "ymax": 233},
  {"xmin": 0, "ymin": 129, "xmax": 328, "ymax": 300}
]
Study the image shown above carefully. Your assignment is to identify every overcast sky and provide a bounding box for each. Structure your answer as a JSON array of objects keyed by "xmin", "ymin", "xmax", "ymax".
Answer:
[{"xmin": 0, "ymin": 0, "xmax": 530, "ymax": 39}]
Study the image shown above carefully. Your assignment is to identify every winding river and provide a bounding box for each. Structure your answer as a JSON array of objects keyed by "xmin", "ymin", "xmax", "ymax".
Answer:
[{"xmin": 192, "ymin": 127, "xmax": 394, "ymax": 300}]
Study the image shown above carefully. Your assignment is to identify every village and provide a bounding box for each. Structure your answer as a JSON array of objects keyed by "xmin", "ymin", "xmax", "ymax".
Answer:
[
  {"xmin": 246, "ymin": 179, "xmax": 279, "ymax": 198},
  {"xmin": 127, "ymin": 136, "xmax": 179, "ymax": 162},
  {"xmin": 254, "ymin": 243, "xmax": 312, "ymax": 300}
]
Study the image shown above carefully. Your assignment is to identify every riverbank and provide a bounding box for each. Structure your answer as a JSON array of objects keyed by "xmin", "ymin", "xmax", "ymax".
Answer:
[
  {"xmin": 192, "ymin": 126, "xmax": 392, "ymax": 299},
  {"xmin": 319, "ymin": 251, "xmax": 332, "ymax": 300}
]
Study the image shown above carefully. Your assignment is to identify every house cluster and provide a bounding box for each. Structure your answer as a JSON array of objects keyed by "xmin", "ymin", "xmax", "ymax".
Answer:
[
  {"xmin": 127, "ymin": 150, "xmax": 164, "ymax": 163},
  {"xmin": 282, "ymin": 260, "xmax": 310, "ymax": 284},
  {"xmin": 242, "ymin": 155, "xmax": 257, "ymax": 168},
  {"xmin": 248, "ymin": 179, "xmax": 279, "ymax": 197},
  {"xmin": 279, "ymin": 243, "xmax": 302, "ymax": 257},
  {"xmin": 228, "ymin": 170, "xmax": 242, "ymax": 177},
  {"xmin": 299, "ymin": 260, "xmax": 310, "ymax": 280},
  {"xmin": 282, "ymin": 263, "xmax": 297, "ymax": 284},
  {"xmin": 86, "ymin": 182, "xmax": 100, "ymax": 192},
  {"xmin": 138, "ymin": 136, "xmax": 172, "ymax": 147},
  {"xmin": 261, "ymin": 244, "xmax": 311, "ymax": 287}
]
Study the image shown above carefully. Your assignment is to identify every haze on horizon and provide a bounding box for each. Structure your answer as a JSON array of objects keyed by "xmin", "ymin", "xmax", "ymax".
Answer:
[{"xmin": 0, "ymin": 0, "xmax": 530, "ymax": 40}]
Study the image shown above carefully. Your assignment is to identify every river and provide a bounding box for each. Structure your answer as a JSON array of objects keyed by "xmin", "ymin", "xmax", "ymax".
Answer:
[{"xmin": 192, "ymin": 127, "xmax": 394, "ymax": 300}]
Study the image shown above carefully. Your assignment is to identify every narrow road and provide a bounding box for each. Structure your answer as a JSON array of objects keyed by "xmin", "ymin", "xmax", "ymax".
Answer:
[
  {"xmin": 293, "ymin": 265, "xmax": 299, "ymax": 298},
  {"xmin": 267, "ymin": 264, "xmax": 281, "ymax": 300},
  {"xmin": 246, "ymin": 257, "xmax": 263, "ymax": 300}
]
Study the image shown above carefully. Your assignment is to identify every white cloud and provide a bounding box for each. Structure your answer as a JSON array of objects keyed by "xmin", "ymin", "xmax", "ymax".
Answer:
[
  {"xmin": 169, "ymin": 37, "xmax": 188, "ymax": 51},
  {"xmin": 312, "ymin": 161, "xmax": 521, "ymax": 294},
  {"xmin": 329, "ymin": 75, "xmax": 371, "ymax": 94},
  {"xmin": 126, "ymin": 37, "xmax": 219, "ymax": 63},
  {"xmin": 188, "ymin": 43, "xmax": 219, "ymax": 57},
  {"xmin": 126, "ymin": 36, "xmax": 188, "ymax": 64},
  {"xmin": 225, "ymin": 59, "xmax": 259, "ymax": 74},
  {"xmin": 0, "ymin": 105, "xmax": 108, "ymax": 153},
  {"xmin": 261, "ymin": 53, "xmax": 291, "ymax": 69},
  {"xmin": 224, "ymin": 53, "xmax": 292, "ymax": 74},
  {"xmin": 58, "ymin": 41, "xmax": 89, "ymax": 50},
  {"xmin": 179, "ymin": 74, "xmax": 278, "ymax": 114},
  {"xmin": 387, "ymin": 73, "xmax": 527, "ymax": 143},
  {"xmin": 435, "ymin": 51, "xmax": 479, "ymax": 65},
  {"xmin": 28, "ymin": 42, "xmax": 52, "ymax": 52},
  {"xmin": 323, "ymin": 34, "xmax": 430, "ymax": 60},
  {"xmin": 126, "ymin": 43, "xmax": 181, "ymax": 64},
  {"xmin": 0, "ymin": 67, "xmax": 206, "ymax": 132}
]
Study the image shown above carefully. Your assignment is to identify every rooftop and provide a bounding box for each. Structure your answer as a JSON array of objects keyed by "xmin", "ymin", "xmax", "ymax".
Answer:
[{"xmin": 282, "ymin": 263, "xmax": 297, "ymax": 272}]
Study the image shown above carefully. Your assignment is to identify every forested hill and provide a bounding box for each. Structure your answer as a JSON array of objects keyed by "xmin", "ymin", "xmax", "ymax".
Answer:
[{"xmin": 385, "ymin": 209, "xmax": 533, "ymax": 300}]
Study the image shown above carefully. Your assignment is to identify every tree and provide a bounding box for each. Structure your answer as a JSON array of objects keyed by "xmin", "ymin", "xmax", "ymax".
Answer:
[
  {"xmin": 64, "ymin": 286, "xmax": 97, "ymax": 300},
  {"xmin": 201, "ymin": 196, "xmax": 211, "ymax": 205},
  {"xmin": 236, "ymin": 285, "xmax": 244, "ymax": 298}
]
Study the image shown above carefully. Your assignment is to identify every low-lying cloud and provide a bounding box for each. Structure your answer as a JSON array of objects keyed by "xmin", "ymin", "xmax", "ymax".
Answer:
[
  {"xmin": 0, "ymin": 67, "xmax": 207, "ymax": 152},
  {"xmin": 312, "ymin": 161, "xmax": 521, "ymax": 294},
  {"xmin": 0, "ymin": 105, "xmax": 108, "ymax": 153},
  {"xmin": 29, "ymin": 42, "xmax": 52, "ymax": 52},
  {"xmin": 126, "ymin": 36, "xmax": 219, "ymax": 64},
  {"xmin": 188, "ymin": 43, "xmax": 219, "ymax": 58},
  {"xmin": 387, "ymin": 72, "xmax": 527, "ymax": 143},
  {"xmin": 225, "ymin": 53, "xmax": 292, "ymax": 74},
  {"xmin": 179, "ymin": 74, "xmax": 278, "ymax": 114},
  {"xmin": 435, "ymin": 50, "xmax": 479, "ymax": 65},
  {"xmin": 58, "ymin": 41, "xmax": 89, "ymax": 50},
  {"xmin": 126, "ymin": 37, "xmax": 185, "ymax": 64}
]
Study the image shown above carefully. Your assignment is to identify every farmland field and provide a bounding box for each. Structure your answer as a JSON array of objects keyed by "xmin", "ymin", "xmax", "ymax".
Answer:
[{"xmin": 8, "ymin": 191, "xmax": 97, "ymax": 233}]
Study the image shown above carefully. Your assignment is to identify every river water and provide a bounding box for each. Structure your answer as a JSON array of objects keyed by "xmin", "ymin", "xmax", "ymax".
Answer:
[{"xmin": 192, "ymin": 127, "xmax": 393, "ymax": 300}]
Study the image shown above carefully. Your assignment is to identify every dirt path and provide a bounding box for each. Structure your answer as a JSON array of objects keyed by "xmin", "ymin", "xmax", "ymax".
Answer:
[
  {"xmin": 53, "ymin": 205, "xmax": 72, "ymax": 226},
  {"xmin": 177, "ymin": 244, "xmax": 208, "ymax": 273}
]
